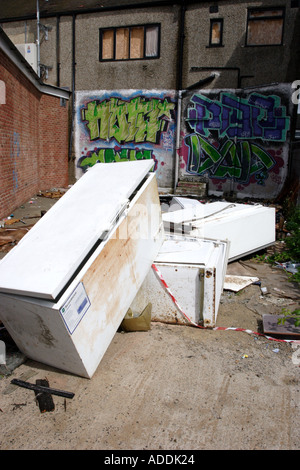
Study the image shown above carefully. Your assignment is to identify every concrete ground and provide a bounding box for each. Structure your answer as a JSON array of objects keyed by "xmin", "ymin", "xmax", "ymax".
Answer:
[{"xmin": 0, "ymin": 193, "xmax": 299, "ymax": 451}]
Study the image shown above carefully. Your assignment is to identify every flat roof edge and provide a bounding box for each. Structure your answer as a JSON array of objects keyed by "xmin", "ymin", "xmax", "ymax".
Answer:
[{"xmin": 0, "ymin": 27, "xmax": 70, "ymax": 100}]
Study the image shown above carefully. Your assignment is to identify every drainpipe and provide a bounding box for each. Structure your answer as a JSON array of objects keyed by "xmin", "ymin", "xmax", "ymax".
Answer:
[
  {"xmin": 174, "ymin": 89, "xmax": 183, "ymax": 193},
  {"xmin": 56, "ymin": 15, "xmax": 60, "ymax": 87},
  {"xmin": 177, "ymin": 1, "xmax": 186, "ymax": 92},
  {"xmin": 68, "ymin": 14, "xmax": 76, "ymax": 162},
  {"xmin": 174, "ymin": 1, "xmax": 186, "ymax": 193},
  {"xmin": 36, "ymin": 0, "xmax": 40, "ymax": 77}
]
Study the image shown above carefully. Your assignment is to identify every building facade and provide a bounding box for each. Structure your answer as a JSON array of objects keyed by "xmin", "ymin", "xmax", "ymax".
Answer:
[
  {"xmin": 1, "ymin": 0, "xmax": 299, "ymax": 199},
  {"xmin": 1, "ymin": 0, "xmax": 299, "ymax": 90}
]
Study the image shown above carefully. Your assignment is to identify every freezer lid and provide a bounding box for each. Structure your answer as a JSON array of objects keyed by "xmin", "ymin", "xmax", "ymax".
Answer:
[
  {"xmin": 0, "ymin": 160, "xmax": 154, "ymax": 300},
  {"xmin": 162, "ymin": 202, "xmax": 266, "ymax": 226},
  {"xmin": 155, "ymin": 236, "xmax": 221, "ymax": 265}
]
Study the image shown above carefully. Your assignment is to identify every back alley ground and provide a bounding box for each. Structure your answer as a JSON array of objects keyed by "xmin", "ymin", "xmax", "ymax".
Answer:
[{"xmin": 0, "ymin": 191, "xmax": 299, "ymax": 451}]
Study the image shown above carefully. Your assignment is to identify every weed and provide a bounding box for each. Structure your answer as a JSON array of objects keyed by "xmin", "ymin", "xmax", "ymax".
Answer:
[
  {"xmin": 278, "ymin": 307, "xmax": 300, "ymax": 327},
  {"xmin": 256, "ymin": 204, "xmax": 300, "ymax": 284}
]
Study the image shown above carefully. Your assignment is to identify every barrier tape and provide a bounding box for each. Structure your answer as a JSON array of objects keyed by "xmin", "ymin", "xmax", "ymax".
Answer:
[{"xmin": 151, "ymin": 264, "xmax": 300, "ymax": 344}]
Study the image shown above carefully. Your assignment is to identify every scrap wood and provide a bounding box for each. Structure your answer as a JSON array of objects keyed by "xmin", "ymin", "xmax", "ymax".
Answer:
[
  {"xmin": 3, "ymin": 218, "xmax": 20, "ymax": 226},
  {"xmin": 22, "ymin": 213, "xmax": 45, "ymax": 220},
  {"xmin": 0, "ymin": 226, "xmax": 33, "ymax": 251},
  {"xmin": 38, "ymin": 190, "xmax": 65, "ymax": 199},
  {"xmin": 11, "ymin": 378, "xmax": 75, "ymax": 399},
  {"xmin": 0, "ymin": 234, "xmax": 16, "ymax": 246},
  {"xmin": 34, "ymin": 379, "xmax": 55, "ymax": 413},
  {"xmin": 263, "ymin": 314, "xmax": 300, "ymax": 338}
]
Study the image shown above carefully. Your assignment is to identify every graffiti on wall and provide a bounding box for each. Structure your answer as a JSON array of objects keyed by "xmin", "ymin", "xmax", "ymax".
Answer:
[
  {"xmin": 76, "ymin": 93, "xmax": 176, "ymax": 182},
  {"xmin": 183, "ymin": 91, "xmax": 290, "ymax": 187}
]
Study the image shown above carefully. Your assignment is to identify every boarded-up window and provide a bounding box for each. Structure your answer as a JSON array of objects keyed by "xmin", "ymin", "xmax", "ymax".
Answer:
[
  {"xmin": 100, "ymin": 24, "xmax": 160, "ymax": 61},
  {"xmin": 130, "ymin": 27, "xmax": 144, "ymax": 59},
  {"xmin": 116, "ymin": 28, "xmax": 129, "ymax": 59},
  {"xmin": 102, "ymin": 29, "xmax": 114, "ymax": 60},
  {"xmin": 209, "ymin": 19, "xmax": 223, "ymax": 46},
  {"xmin": 246, "ymin": 8, "xmax": 284, "ymax": 46}
]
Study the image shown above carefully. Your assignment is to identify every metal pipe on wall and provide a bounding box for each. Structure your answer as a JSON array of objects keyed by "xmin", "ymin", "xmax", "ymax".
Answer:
[
  {"xmin": 36, "ymin": 0, "xmax": 40, "ymax": 77},
  {"xmin": 68, "ymin": 14, "xmax": 76, "ymax": 162},
  {"xmin": 174, "ymin": 1, "xmax": 186, "ymax": 193},
  {"xmin": 56, "ymin": 15, "xmax": 60, "ymax": 87}
]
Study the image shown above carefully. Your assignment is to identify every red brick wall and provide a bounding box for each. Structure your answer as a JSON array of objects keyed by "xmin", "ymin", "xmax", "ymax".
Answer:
[
  {"xmin": 0, "ymin": 49, "xmax": 69, "ymax": 220},
  {"xmin": 39, "ymin": 93, "xmax": 69, "ymax": 190}
]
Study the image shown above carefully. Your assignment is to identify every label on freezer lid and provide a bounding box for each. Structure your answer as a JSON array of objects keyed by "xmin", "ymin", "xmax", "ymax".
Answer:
[{"xmin": 60, "ymin": 282, "xmax": 91, "ymax": 334}]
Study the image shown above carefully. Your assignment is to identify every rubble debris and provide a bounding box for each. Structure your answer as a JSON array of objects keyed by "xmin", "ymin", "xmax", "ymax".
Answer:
[
  {"xmin": 0, "ymin": 226, "xmax": 33, "ymax": 253},
  {"xmin": 0, "ymin": 324, "xmax": 26, "ymax": 376},
  {"xmin": 275, "ymin": 261, "xmax": 300, "ymax": 275},
  {"xmin": 223, "ymin": 275, "xmax": 260, "ymax": 292},
  {"xmin": 0, "ymin": 352, "xmax": 26, "ymax": 377},
  {"xmin": 175, "ymin": 178, "xmax": 207, "ymax": 197},
  {"xmin": 38, "ymin": 189, "xmax": 67, "ymax": 199},
  {"xmin": 2, "ymin": 218, "xmax": 20, "ymax": 226},
  {"xmin": 260, "ymin": 286, "xmax": 269, "ymax": 295}
]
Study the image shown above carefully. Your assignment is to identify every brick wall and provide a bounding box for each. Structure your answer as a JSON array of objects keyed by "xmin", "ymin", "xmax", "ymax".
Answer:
[{"xmin": 0, "ymin": 48, "xmax": 69, "ymax": 220}]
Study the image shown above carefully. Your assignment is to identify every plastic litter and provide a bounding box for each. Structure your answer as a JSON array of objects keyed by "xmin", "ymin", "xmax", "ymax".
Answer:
[
  {"xmin": 275, "ymin": 262, "xmax": 300, "ymax": 274},
  {"xmin": 121, "ymin": 303, "xmax": 152, "ymax": 332}
]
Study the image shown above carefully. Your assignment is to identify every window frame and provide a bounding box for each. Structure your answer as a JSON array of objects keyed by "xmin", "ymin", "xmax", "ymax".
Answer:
[
  {"xmin": 245, "ymin": 7, "xmax": 285, "ymax": 47},
  {"xmin": 208, "ymin": 18, "xmax": 224, "ymax": 47},
  {"xmin": 99, "ymin": 23, "xmax": 161, "ymax": 62}
]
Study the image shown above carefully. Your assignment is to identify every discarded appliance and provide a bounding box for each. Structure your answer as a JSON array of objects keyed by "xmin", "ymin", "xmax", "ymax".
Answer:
[
  {"xmin": 0, "ymin": 161, "xmax": 164, "ymax": 378},
  {"xmin": 130, "ymin": 235, "xmax": 229, "ymax": 328},
  {"xmin": 162, "ymin": 200, "xmax": 275, "ymax": 261},
  {"xmin": 169, "ymin": 196, "xmax": 202, "ymax": 211}
]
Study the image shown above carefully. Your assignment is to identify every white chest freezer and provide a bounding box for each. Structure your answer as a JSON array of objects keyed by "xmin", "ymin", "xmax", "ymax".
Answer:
[
  {"xmin": 0, "ymin": 161, "xmax": 164, "ymax": 378},
  {"xmin": 130, "ymin": 235, "xmax": 229, "ymax": 328},
  {"xmin": 162, "ymin": 201, "xmax": 275, "ymax": 261}
]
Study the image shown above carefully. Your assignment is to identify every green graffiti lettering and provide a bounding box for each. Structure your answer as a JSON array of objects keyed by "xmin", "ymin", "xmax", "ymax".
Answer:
[
  {"xmin": 109, "ymin": 98, "xmax": 129, "ymax": 143},
  {"xmin": 81, "ymin": 100, "xmax": 110, "ymax": 141},
  {"xmin": 251, "ymin": 144, "xmax": 274, "ymax": 170},
  {"xmin": 214, "ymin": 140, "xmax": 242, "ymax": 179},
  {"xmin": 78, "ymin": 148, "xmax": 154, "ymax": 169},
  {"xmin": 185, "ymin": 135, "xmax": 275, "ymax": 185},
  {"xmin": 127, "ymin": 97, "xmax": 151, "ymax": 142},
  {"xmin": 81, "ymin": 96, "xmax": 175, "ymax": 144}
]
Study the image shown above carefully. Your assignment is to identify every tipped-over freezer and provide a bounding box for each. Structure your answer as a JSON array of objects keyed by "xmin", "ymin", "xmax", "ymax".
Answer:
[
  {"xmin": 130, "ymin": 235, "xmax": 229, "ymax": 328},
  {"xmin": 162, "ymin": 200, "xmax": 275, "ymax": 261},
  {"xmin": 0, "ymin": 161, "xmax": 164, "ymax": 378}
]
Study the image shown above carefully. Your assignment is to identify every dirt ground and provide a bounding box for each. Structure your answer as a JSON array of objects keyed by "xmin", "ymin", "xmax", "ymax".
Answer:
[{"xmin": 0, "ymin": 192, "xmax": 299, "ymax": 451}]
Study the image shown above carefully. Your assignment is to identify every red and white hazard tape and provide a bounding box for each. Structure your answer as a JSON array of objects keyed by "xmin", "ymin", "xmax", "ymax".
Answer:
[{"xmin": 151, "ymin": 264, "xmax": 300, "ymax": 344}]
